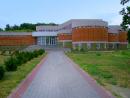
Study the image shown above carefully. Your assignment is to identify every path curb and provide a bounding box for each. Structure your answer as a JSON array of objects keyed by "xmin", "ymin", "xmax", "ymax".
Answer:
[
  {"xmin": 65, "ymin": 54, "xmax": 115, "ymax": 98},
  {"xmin": 8, "ymin": 54, "xmax": 48, "ymax": 98}
]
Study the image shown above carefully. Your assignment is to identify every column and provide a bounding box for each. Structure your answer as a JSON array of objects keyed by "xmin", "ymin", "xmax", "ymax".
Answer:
[
  {"xmin": 49, "ymin": 37, "xmax": 51, "ymax": 45},
  {"xmin": 113, "ymin": 43, "xmax": 115, "ymax": 49},
  {"xmin": 104, "ymin": 43, "xmax": 107, "ymax": 49},
  {"xmin": 49, "ymin": 37, "xmax": 50, "ymax": 45},
  {"xmin": 53, "ymin": 37, "xmax": 55, "ymax": 45},
  {"xmin": 45, "ymin": 36, "xmax": 46, "ymax": 46}
]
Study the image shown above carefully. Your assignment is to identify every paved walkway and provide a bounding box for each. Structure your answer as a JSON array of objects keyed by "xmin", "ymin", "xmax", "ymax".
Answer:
[{"xmin": 21, "ymin": 51, "xmax": 113, "ymax": 98}]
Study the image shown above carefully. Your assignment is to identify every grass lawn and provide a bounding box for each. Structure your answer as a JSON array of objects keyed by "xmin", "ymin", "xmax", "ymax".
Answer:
[
  {"xmin": 67, "ymin": 50, "xmax": 130, "ymax": 97},
  {"xmin": 0, "ymin": 53, "xmax": 46, "ymax": 98},
  {"xmin": 0, "ymin": 55, "xmax": 10, "ymax": 65}
]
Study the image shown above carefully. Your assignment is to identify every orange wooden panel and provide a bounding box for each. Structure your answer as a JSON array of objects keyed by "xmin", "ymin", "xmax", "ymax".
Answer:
[
  {"xmin": 108, "ymin": 33, "xmax": 119, "ymax": 42},
  {"xmin": 58, "ymin": 33, "xmax": 72, "ymax": 40},
  {"xmin": 72, "ymin": 27, "xmax": 108, "ymax": 42},
  {"xmin": 0, "ymin": 35, "xmax": 36, "ymax": 46},
  {"xmin": 119, "ymin": 31, "xmax": 127, "ymax": 42}
]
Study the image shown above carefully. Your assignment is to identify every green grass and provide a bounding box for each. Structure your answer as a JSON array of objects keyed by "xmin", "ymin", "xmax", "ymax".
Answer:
[
  {"xmin": 128, "ymin": 44, "xmax": 130, "ymax": 49},
  {"xmin": 0, "ymin": 55, "xmax": 10, "ymax": 65},
  {"xmin": 67, "ymin": 50, "xmax": 130, "ymax": 88},
  {"xmin": 0, "ymin": 53, "xmax": 46, "ymax": 98}
]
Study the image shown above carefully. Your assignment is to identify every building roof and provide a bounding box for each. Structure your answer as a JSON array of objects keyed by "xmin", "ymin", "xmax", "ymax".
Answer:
[
  {"xmin": 0, "ymin": 32, "xmax": 32, "ymax": 36},
  {"xmin": 32, "ymin": 32, "xmax": 58, "ymax": 36},
  {"xmin": 108, "ymin": 25, "xmax": 122, "ymax": 33},
  {"xmin": 36, "ymin": 26, "xmax": 59, "ymax": 31},
  {"xmin": 60, "ymin": 19, "xmax": 108, "ymax": 28}
]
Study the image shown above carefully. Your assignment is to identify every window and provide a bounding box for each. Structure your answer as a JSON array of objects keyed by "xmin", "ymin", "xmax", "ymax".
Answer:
[
  {"xmin": 96, "ymin": 43, "xmax": 100, "ymax": 49},
  {"xmin": 87, "ymin": 43, "xmax": 91, "ymax": 49}
]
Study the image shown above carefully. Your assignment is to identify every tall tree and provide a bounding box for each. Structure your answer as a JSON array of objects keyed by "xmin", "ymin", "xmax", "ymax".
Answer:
[
  {"xmin": 4, "ymin": 22, "xmax": 58, "ymax": 32},
  {"xmin": 121, "ymin": 0, "xmax": 130, "ymax": 5},
  {"xmin": 120, "ymin": 0, "xmax": 130, "ymax": 43},
  {"xmin": 0, "ymin": 28, "xmax": 3, "ymax": 31}
]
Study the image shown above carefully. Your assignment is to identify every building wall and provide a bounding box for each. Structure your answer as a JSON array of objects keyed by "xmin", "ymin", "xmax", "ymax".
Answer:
[
  {"xmin": 58, "ymin": 33, "xmax": 72, "ymax": 40},
  {"xmin": 72, "ymin": 26, "xmax": 108, "ymax": 42},
  {"xmin": 0, "ymin": 35, "xmax": 36, "ymax": 46},
  {"xmin": 57, "ymin": 33, "xmax": 72, "ymax": 48},
  {"xmin": 119, "ymin": 31, "xmax": 127, "ymax": 42},
  {"xmin": 108, "ymin": 33, "xmax": 119, "ymax": 42}
]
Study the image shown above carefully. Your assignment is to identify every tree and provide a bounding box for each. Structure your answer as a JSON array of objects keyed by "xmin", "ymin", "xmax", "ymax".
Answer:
[
  {"xmin": 121, "ymin": 0, "xmax": 130, "ymax": 5},
  {"xmin": 0, "ymin": 28, "xmax": 3, "ymax": 31},
  {"xmin": 4, "ymin": 22, "xmax": 58, "ymax": 32},
  {"xmin": 13, "ymin": 25, "xmax": 20, "ymax": 30},
  {"xmin": 120, "ymin": 0, "xmax": 130, "ymax": 43},
  {"xmin": 5, "ymin": 24, "xmax": 11, "ymax": 31}
]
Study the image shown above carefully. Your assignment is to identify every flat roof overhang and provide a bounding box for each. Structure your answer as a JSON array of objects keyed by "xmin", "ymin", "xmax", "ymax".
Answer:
[{"xmin": 32, "ymin": 32, "xmax": 58, "ymax": 37}]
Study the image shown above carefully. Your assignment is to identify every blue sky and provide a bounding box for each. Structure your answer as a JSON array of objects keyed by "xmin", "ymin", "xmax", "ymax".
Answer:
[{"xmin": 0, "ymin": 0, "xmax": 129, "ymax": 28}]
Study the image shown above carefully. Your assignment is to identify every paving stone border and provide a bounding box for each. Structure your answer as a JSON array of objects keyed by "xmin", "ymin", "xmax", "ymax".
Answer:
[
  {"xmin": 65, "ymin": 54, "xmax": 115, "ymax": 98},
  {"xmin": 8, "ymin": 55, "xmax": 48, "ymax": 98},
  {"xmin": 8, "ymin": 51, "xmax": 115, "ymax": 98}
]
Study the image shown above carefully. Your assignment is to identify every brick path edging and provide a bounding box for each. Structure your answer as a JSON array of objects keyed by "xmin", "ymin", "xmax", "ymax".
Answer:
[
  {"xmin": 65, "ymin": 54, "xmax": 115, "ymax": 98},
  {"xmin": 8, "ymin": 54, "xmax": 48, "ymax": 98}
]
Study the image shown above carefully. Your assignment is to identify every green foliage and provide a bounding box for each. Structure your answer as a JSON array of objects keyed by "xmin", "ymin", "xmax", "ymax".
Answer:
[
  {"xmin": 120, "ymin": 0, "xmax": 130, "ymax": 43},
  {"xmin": 5, "ymin": 57, "xmax": 17, "ymax": 71},
  {"xmin": 16, "ymin": 49, "xmax": 45, "ymax": 65},
  {"xmin": 120, "ymin": 0, "xmax": 130, "ymax": 5},
  {"xmin": 4, "ymin": 49, "xmax": 45, "ymax": 71},
  {"xmin": 0, "ymin": 28, "xmax": 3, "ymax": 32},
  {"xmin": 128, "ymin": 30, "xmax": 130, "ymax": 43},
  {"xmin": 0, "ymin": 66, "xmax": 5, "ymax": 80},
  {"xmin": 86, "ymin": 65, "xmax": 113, "ymax": 79},
  {"xmin": 67, "ymin": 50, "xmax": 130, "ymax": 88},
  {"xmin": 37, "ymin": 49, "xmax": 45, "ymax": 55},
  {"xmin": 0, "ymin": 53, "xmax": 45, "ymax": 98},
  {"xmin": 33, "ymin": 50, "xmax": 39, "ymax": 58},
  {"xmin": 4, "ymin": 23, "xmax": 58, "ymax": 32},
  {"xmin": 80, "ymin": 48, "xmax": 85, "ymax": 52},
  {"xmin": 96, "ymin": 52, "xmax": 101, "ymax": 56}
]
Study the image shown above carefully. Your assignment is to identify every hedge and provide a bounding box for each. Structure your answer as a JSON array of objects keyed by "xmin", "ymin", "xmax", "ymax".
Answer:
[{"xmin": 5, "ymin": 49, "xmax": 45, "ymax": 72}]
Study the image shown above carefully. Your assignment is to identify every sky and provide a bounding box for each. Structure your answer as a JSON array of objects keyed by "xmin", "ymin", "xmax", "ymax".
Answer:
[{"xmin": 0, "ymin": 0, "xmax": 129, "ymax": 28}]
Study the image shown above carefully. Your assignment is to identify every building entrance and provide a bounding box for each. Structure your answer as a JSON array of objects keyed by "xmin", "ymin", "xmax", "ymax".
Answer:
[{"xmin": 37, "ymin": 36, "xmax": 57, "ymax": 46}]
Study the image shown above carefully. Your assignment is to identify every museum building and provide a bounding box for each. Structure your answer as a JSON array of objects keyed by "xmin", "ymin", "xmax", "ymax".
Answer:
[{"xmin": 0, "ymin": 19, "xmax": 128, "ymax": 50}]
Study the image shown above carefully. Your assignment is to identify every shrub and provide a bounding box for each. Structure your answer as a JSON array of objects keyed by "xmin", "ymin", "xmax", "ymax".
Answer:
[
  {"xmin": 5, "ymin": 57, "xmax": 17, "ymax": 71},
  {"xmin": 15, "ymin": 52, "xmax": 25, "ymax": 65},
  {"xmin": 96, "ymin": 52, "xmax": 101, "ymax": 56},
  {"xmin": 80, "ymin": 48, "xmax": 85, "ymax": 52},
  {"xmin": 121, "ymin": 51, "xmax": 127, "ymax": 55},
  {"xmin": 38, "ymin": 49, "xmax": 45, "ymax": 55},
  {"xmin": 33, "ymin": 50, "xmax": 39, "ymax": 58},
  {"xmin": 4, "ymin": 49, "xmax": 45, "ymax": 70},
  {"xmin": 33, "ymin": 49, "xmax": 45, "ymax": 57},
  {"xmin": 0, "ymin": 66, "xmax": 5, "ymax": 80},
  {"xmin": 26, "ymin": 52, "xmax": 34, "ymax": 61},
  {"xmin": 72, "ymin": 48, "xmax": 79, "ymax": 52}
]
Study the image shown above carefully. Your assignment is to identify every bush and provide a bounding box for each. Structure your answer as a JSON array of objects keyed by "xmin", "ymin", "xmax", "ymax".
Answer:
[
  {"xmin": 5, "ymin": 57, "xmax": 17, "ymax": 71},
  {"xmin": 96, "ymin": 52, "xmax": 101, "ymax": 56},
  {"xmin": 38, "ymin": 49, "xmax": 45, "ymax": 55},
  {"xmin": 4, "ymin": 49, "xmax": 45, "ymax": 71},
  {"xmin": 33, "ymin": 49, "xmax": 45, "ymax": 57},
  {"xmin": 33, "ymin": 50, "xmax": 39, "ymax": 58},
  {"xmin": 0, "ymin": 66, "xmax": 5, "ymax": 80},
  {"xmin": 15, "ymin": 52, "xmax": 25, "ymax": 65},
  {"xmin": 80, "ymin": 48, "xmax": 85, "ymax": 52}
]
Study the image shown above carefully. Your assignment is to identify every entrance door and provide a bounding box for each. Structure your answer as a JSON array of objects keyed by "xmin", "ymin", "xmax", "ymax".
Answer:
[{"xmin": 37, "ymin": 36, "xmax": 57, "ymax": 46}]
